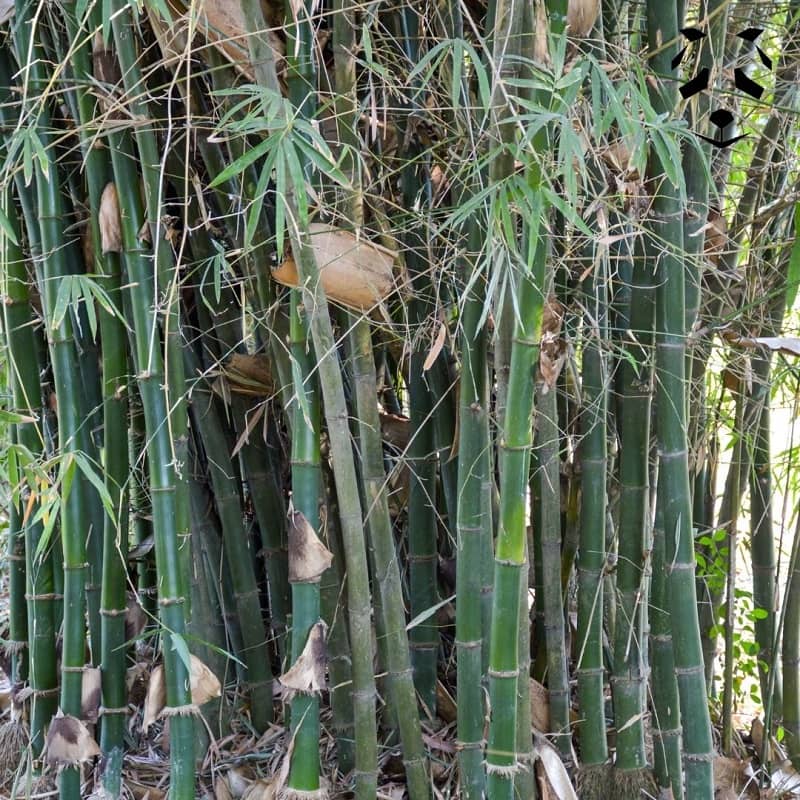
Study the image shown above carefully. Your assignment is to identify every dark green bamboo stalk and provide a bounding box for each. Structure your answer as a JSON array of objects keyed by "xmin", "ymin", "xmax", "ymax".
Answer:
[
  {"xmin": 6, "ymin": 446, "xmax": 28, "ymax": 685},
  {"xmin": 95, "ymin": 196, "xmax": 130, "ymax": 794},
  {"xmin": 485, "ymin": 2, "xmax": 551, "ymax": 796},
  {"xmin": 285, "ymin": 294, "xmax": 323, "ymax": 792},
  {"xmin": 185, "ymin": 346, "xmax": 274, "ymax": 732},
  {"xmin": 236, "ymin": 1, "xmax": 379, "ymax": 792},
  {"xmin": 0, "ymin": 178, "xmax": 58, "ymax": 758},
  {"xmin": 105, "ymin": 128, "xmax": 195, "ymax": 795},
  {"xmin": 783, "ymin": 506, "xmax": 800, "ymax": 768},
  {"xmin": 454, "ymin": 220, "xmax": 492, "ymax": 795},
  {"xmin": 108, "ymin": 0, "xmax": 191, "ymax": 611},
  {"xmin": 646, "ymin": 3, "xmax": 714, "ymax": 795},
  {"xmin": 7, "ymin": 18, "xmax": 92, "ymax": 795},
  {"xmin": 395, "ymin": 2, "xmax": 441, "ymax": 713},
  {"xmin": 331, "ymin": 1, "xmax": 430, "ymax": 793},
  {"xmin": 750, "ymin": 355, "xmax": 780, "ymax": 712},
  {"xmin": 576, "ymin": 252, "xmax": 610, "ymax": 797},
  {"xmin": 650, "ymin": 479, "xmax": 683, "ymax": 798},
  {"xmin": 611, "ymin": 233, "xmax": 656, "ymax": 794},
  {"xmin": 318, "ymin": 465, "xmax": 356, "ymax": 775}
]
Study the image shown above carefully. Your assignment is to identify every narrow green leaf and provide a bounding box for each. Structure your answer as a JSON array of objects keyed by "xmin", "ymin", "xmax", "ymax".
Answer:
[{"xmin": 785, "ymin": 203, "xmax": 800, "ymax": 312}]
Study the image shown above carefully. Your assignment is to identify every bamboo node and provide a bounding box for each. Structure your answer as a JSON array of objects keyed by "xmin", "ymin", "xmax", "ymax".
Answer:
[
  {"xmin": 161, "ymin": 703, "xmax": 201, "ymax": 718},
  {"xmin": 33, "ymin": 687, "xmax": 60, "ymax": 698},
  {"xmin": 652, "ymin": 726, "xmax": 681, "ymax": 739},
  {"xmin": 455, "ymin": 739, "xmax": 485, "ymax": 752},
  {"xmin": 278, "ymin": 787, "xmax": 330, "ymax": 800},
  {"xmin": 98, "ymin": 706, "xmax": 130, "ymax": 716},
  {"xmin": 99, "ymin": 607, "xmax": 126, "ymax": 617},
  {"xmin": 488, "ymin": 668, "xmax": 519, "ymax": 679},
  {"xmin": 674, "ymin": 664, "xmax": 705, "ymax": 677},
  {"xmin": 158, "ymin": 596, "xmax": 186, "ymax": 607},
  {"xmin": 62, "ymin": 665, "xmax": 88, "ymax": 674},
  {"xmin": 25, "ymin": 592, "xmax": 62, "ymax": 601},
  {"xmin": 484, "ymin": 761, "xmax": 520, "ymax": 778},
  {"xmin": 683, "ymin": 752, "xmax": 715, "ymax": 763}
]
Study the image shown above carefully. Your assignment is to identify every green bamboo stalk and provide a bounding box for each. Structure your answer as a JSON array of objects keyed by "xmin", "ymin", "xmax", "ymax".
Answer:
[
  {"xmin": 185, "ymin": 345, "xmax": 274, "ymax": 733},
  {"xmin": 236, "ymin": 1, "xmax": 379, "ymax": 792},
  {"xmin": 95, "ymin": 216, "xmax": 130, "ymax": 794},
  {"xmin": 484, "ymin": 2, "xmax": 551, "ymax": 796},
  {"xmin": 750, "ymin": 354, "xmax": 781, "ymax": 711},
  {"xmin": 454, "ymin": 218, "xmax": 492, "ymax": 795},
  {"xmin": 680, "ymin": 0, "xmax": 728, "ymax": 335},
  {"xmin": 332, "ymin": 3, "xmax": 430, "ymax": 791},
  {"xmin": 576, "ymin": 249, "xmax": 610, "ymax": 797},
  {"xmin": 7, "ymin": 18, "xmax": 92, "ymax": 795},
  {"xmin": 783, "ymin": 507, "xmax": 800, "ymax": 768},
  {"xmin": 611, "ymin": 232, "xmax": 656, "ymax": 794},
  {"xmin": 650, "ymin": 480, "xmax": 683, "ymax": 799},
  {"xmin": 396, "ymin": 2, "xmax": 441, "ymax": 713},
  {"xmin": 286, "ymin": 294, "xmax": 323, "ymax": 792},
  {"xmin": 0, "ymin": 178, "xmax": 58, "ymax": 758},
  {"xmin": 108, "ymin": 0, "xmax": 192, "ymax": 615},
  {"xmin": 129, "ymin": 395, "xmax": 157, "ymax": 619},
  {"xmin": 318, "ymin": 465, "xmax": 356, "ymax": 775},
  {"xmin": 6, "ymin": 445, "xmax": 29, "ymax": 686},
  {"xmin": 532, "ymin": 369, "xmax": 571, "ymax": 756},
  {"xmin": 646, "ymin": 2, "xmax": 714, "ymax": 795},
  {"xmin": 282, "ymin": 18, "xmax": 323, "ymax": 777},
  {"xmin": 105, "ymin": 127, "xmax": 195, "ymax": 795}
]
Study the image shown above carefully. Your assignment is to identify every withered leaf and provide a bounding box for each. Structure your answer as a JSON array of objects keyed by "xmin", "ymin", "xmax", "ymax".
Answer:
[
  {"xmin": 99, "ymin": 183, "xmax": 122, "ymax": 254},
  {"xmin": 81, "ymin": 667, "xmax": 102, "ymax": 724},
  {"xmin": 423, "ymin": 321, "xmax": 447, "ymax": 372},
  {"xmin": 278, "ymin": 621, "xmax": 328, "ymax": 698},
  {"xmin": 288, "ymin": 511, "xmax": 333, "ymax": 583},
  {"xmin": 45, "ymin": 712, "xmax": 101, "ymax": 765},
  {"xmin": 143, "ymin": 655, "xmax": 221, "ymax": 732},
  {"xmin": 567, "ymin": 0, "xmax": 600, "ymax": 38},
  {"xmin": 539, "ymin": 337, "xmax": 567, "ymax": 392},
  {"xmin": 142, "ymin": 664, "xmax": 165, "ymax": 732}
]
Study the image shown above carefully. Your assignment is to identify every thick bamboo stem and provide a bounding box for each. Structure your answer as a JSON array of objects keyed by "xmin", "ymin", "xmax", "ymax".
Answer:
[{"xmin": 646, "ymin": 3, "xmax": 714, "ymax": 795}]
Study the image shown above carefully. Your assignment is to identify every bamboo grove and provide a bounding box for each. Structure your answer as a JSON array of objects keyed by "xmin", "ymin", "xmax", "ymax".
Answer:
[{"xmin": 0, "ymin": 0, "xmax": 797, "ymax": 797}]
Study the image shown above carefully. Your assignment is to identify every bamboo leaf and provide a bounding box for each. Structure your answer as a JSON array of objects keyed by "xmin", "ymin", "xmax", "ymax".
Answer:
[
  {"xmin": 208, "ymin": 136, "xmax": 273, "ymax": 188},
  {"xmin": 406, "ymin": 594, "xmax": 454, "ymax": 631},
  {"xmin": 74, "ymin": 452, "xmax": 114, "ymax": 519},
  {"xmin": 51, "ymin": 278, "xmax": 74, "ymax": 333},
  {"xmin": 786, "ymin": 202, "xmax": 800, "ymax": 312},
  {"xmin": 0, "ymin": 204, "xmax": 18, "ymax": 245},
  {"xmin": 171, "ymin": 633, "xmax": 192, "ymax": 674}
]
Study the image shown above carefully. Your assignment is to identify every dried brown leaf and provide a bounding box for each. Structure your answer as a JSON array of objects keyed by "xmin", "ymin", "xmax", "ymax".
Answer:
[
  {"xmin": 278, "ymin": 621, "xmax": 328, "ymax": 698},
  {"xmin": 288, "ymin": 511, "xmax": 333, "ymax": 583},
  {"xmin": 539, "ymin": 338, "xmax": 568, "ymax": 392},
  {"xmin": 45, "ymin": 713, "xmax": 101, "ymax": 765},
  {"xmin": 190, "ymin": 654, "xmax": 222, "ymax": 706},
  {"xmin": 81, "ymin": 667, "xmax": 102, "ymax": 724},
  {"xmin": 567, "ymin": 0, "xmax": 600, "ymax": 37},
  {"xmin": 125, "ymin": 593, "xmax": 148, "ymax": 642},
  {"xmin": 541, "ymin": 295, "xmax": 564, "ymax": 337},
  {"xmin": 530, "ymin": 678, "xmax": 550, "ymax": 733},
  {"xmin": 724, "ymin": 332, "xmax": 800, "ymax": 358},
  {"xmin": 423, "ymin": 321, "xmax": 447, "ymax": 372},
  {"xmin": 142, "ymin": 664, "xmax": 165, "ymax": 732},
  {"xmin": 380, "ymin": 412, "xmax": 410, "ymax": 451},
  {"xmin": 242, "ymin": 778, "xmax": 276, "ymax": 799},
  {"xmin": 99, "ymin": 183, "xmax": 122, "ymax": 253},
  {"xmin": 534, "ymin": 0, "xmax": 550, "ymax": 64},
  {"xmin": 273, "ymin": 224, "xmax": 397, "ymax": 311}
]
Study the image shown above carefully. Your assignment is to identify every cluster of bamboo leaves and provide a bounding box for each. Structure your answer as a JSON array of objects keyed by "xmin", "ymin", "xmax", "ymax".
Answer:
[{"xmin": 0, "ymin": 0, "xmax": 798, "ymax": 799}]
